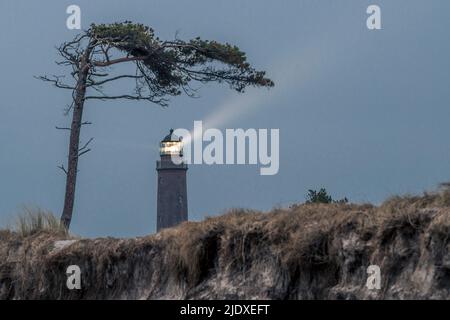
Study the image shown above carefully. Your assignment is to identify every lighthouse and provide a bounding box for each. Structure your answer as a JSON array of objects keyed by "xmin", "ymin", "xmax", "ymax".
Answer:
[{"xmin": 156, "ymin": 129, "xmax": 188, "ymax": 231}]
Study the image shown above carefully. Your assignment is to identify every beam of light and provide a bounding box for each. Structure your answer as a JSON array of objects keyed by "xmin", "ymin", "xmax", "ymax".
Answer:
[
  {"xmin": 98, "ymin": 34, "xmax": 341, "ymax": 152},
  {"xmin": 182, "ymin": 44, "xmax": 325, "ymax": 147}
]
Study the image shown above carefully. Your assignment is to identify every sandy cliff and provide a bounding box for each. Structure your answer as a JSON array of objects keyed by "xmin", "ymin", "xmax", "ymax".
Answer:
[{"xmin": 1, "ymin": 191, "xmax": 450, "ymax": 299}]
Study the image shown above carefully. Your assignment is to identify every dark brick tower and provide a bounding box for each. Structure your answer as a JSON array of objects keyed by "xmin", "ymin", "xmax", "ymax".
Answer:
[{"xmin": 156, "ymin": 129, "xmax": 188, "ymax": 231}]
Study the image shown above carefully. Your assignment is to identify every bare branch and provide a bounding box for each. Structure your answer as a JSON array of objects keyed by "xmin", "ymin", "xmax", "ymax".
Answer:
[
  {"xmin": 78, "ymin": 149, "xmax": 91, "ymax": 158},
  {"xmin": 92, "ymin": 55, "xmax": 149, "ymax": 67},
  {"xmin": 64, "ymin": 101, "xmax": 75, "ymax": 116},
  {"xmin": 87, "ymin": 94, "xmax": 151, "ymax": 100},
  {"xmin": 56, "ymin": 126, "xmax": 71, "ymax": 131},
  {"xmin": 36, "ymin": 75, "xmax": 76, "ymax": 90},
  {"xmin": 58, "ymin": 165, "xmax": 68, "ymax": 175},
  {"xmin": 90, "ymin": 72, "xmax": 109, "ymax": 77},
  {"xmin": 87, "ymin": 74, "xmax": 144, "ymax": 87},
  {"xmin": 79, "ymin": 137, "xmax": 94, "ymax": 152}
]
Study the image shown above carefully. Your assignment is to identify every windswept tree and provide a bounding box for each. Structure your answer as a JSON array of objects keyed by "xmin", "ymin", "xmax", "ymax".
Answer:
[{"xmin": 38, "ymin": 22, "xmax": 274, "ymax": 230}]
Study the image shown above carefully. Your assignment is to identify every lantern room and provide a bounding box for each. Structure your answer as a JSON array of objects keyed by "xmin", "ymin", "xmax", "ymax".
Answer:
[{"xmin": 159, "ymin": 129, "xmax": 183, "ymax": 157}]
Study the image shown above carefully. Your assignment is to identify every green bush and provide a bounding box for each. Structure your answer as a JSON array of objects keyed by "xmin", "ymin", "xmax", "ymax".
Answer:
[{"xmin": 306, "ymin": 188, "xmax": 348, "ymax": 204}]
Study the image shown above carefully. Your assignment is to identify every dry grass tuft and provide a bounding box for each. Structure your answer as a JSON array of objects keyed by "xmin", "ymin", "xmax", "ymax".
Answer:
[{"xmin": 14, "ymin": 207, "xmax": 68, "ymax": 238}]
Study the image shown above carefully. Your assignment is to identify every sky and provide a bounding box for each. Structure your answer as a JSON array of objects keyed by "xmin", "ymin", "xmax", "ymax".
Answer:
[{"xmin": 0, "ymin": 0, "xmax": 449, "ymax": 237}]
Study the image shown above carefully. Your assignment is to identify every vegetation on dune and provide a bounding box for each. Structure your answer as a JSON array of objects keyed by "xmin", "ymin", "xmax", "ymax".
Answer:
[
  {"xmin": 156, "ymin": 186, "xmax": 450, "ymax": 298},
  {"xmin": 1, "ymin": 207, "xmax": 69, "ymax": 239},
  {"xmin": 1, "ymin": 186, "xmax": 450, "ymax": 299},
  {"xmin": 305, "ymin": 188, "xmax": 349, "ymax": 204}
]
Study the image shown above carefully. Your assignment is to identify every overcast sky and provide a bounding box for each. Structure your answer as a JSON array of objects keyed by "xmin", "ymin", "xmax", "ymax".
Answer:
[{"xmin": 0, "ymin": 0, "xmax": 449, "ymax": 237}]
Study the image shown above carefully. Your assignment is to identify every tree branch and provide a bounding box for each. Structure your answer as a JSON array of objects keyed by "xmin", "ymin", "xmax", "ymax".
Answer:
[
  {"xmin": 56, "ymin": 126, "xmax": 71, "ymax": 131},
  {"xmin": 58, "ymin": 164, "xmax": 68, "ymax": 175},
  {"xmin": 35, "ymin": 75, "xmax": 75, "ymax": 90},
  {"xmin": 78, "ymin": 149, "xmax": 91, "ymax": 158},
  {"xmin": 79, "ymin": 137, "xmax": 94, "ymax": 152},
  {"xmin": 87, "ymin": 74, "xmax": 144, "ymax": 87},
  {"xmin": 92, "ymin": 56, "xmax": 149, "ymax": 67}
]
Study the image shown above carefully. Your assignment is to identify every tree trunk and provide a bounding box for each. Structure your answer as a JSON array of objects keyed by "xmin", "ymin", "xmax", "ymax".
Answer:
[{"xmin": 60, "ymin": 52, "xmax": 91, "ymax": 229}]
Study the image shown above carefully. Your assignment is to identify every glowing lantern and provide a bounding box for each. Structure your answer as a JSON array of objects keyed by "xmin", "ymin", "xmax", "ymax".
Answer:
[{"xmin": 159, "ymin": 129, "xmax": 183, "ymax": 157}]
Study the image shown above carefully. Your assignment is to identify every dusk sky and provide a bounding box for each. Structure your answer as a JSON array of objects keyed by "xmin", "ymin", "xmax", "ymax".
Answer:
[{"xmin": 1, "ymin": 0, "xmax": 449, "ymax": 237}]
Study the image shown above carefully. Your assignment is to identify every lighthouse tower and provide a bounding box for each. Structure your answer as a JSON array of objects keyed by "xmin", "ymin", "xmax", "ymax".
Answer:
[{"xmin": 156, "ymin": 129, "xmax": 188, "ymax": 231}]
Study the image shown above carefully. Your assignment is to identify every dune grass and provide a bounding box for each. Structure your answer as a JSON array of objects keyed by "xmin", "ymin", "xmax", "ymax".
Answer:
[{"xmin": 13, "ymin": 207, "xmax": 68, "ymax": 238}]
